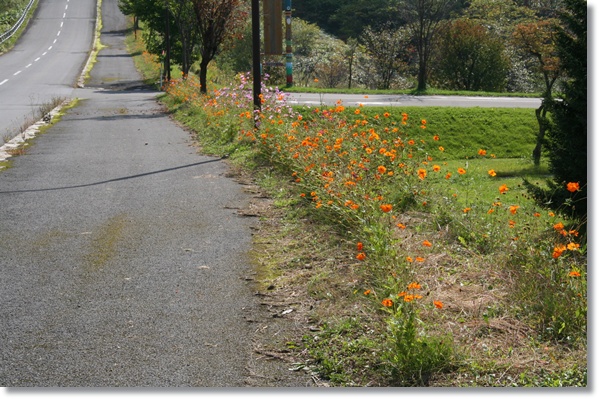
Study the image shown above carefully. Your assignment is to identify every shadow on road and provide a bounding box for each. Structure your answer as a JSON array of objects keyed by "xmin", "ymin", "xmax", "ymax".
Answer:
[{"xmin": 0, "ymin": 157, "xmax": 224, "ymax": 194}]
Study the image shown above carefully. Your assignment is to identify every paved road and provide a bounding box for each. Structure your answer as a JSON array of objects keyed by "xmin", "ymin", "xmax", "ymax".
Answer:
[
  {"xmin": 286, "ymin": 92, "xmax": 542, "ymax": 108},
  {"xmin": 0, "ymin": 0, "xmax": 97, "ymax": 139},
  {"xmin": 0, "ymin": 0, "xmax": 309, "ymax": 388}
]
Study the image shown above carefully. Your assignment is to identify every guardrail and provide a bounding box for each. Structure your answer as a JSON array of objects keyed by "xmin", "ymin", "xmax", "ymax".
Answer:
[{"xmin": 0, "ymin": 0, "xmax": 36, "ymax": 45}]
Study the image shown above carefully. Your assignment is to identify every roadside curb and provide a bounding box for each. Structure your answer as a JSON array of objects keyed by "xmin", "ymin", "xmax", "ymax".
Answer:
[
  {"xmin": 77, "ymin": 0, "xmax": 102, "ymax": 88},
  {"xmin": 0, "ymin": 99, "xmax": 70, "ymax": 165}
]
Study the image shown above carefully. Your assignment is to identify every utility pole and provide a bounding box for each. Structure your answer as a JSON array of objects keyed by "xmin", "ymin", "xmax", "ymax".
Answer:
[
  {"xmin": 164, "ymin": 2, "xmax": 171, "ymax": 84},
  {"xmin": 251, "ymin": 0, "xmax": 261, "ymax": 115}
]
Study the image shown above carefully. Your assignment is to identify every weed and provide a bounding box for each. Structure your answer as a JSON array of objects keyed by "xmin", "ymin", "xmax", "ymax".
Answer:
[{"xmin": 127, "ymin": 26, "xmax": 586, "ymax": 387}]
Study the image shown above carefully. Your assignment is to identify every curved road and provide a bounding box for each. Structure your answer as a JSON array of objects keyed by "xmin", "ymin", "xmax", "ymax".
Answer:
[
  {"xmin": 286, "ymin": 92, "xmax": 541, "ymax": 108},
  {"xmin": 1, "ymin": 0, "xmax": 311, "ymax": 388},
  {"xmin": 0, "ymin": 0, "xmax": 96, "ymax": 138}
]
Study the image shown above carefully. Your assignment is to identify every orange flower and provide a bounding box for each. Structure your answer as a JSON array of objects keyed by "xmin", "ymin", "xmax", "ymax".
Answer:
[
  {"xmin": 534, "ymin": 212, "xmax": 541, "ymax": 217},
  {"xmin": 553, "ymin": 222, "xmax": 565, "ymax": 231},
  {"xmin": 364, "ymin": 289, "xmax": 371, "ymax": 295},
  {"xmin": 380, "ymin": 204, "xmax": 393, "ymax": 213},
  {"xmin": 433, "ymin": 165, "xmax": 441, "ymax": 172},
  {"xmin": 357, "ymin": 242, "xmax": 364, "ymax": 251},
  {"xmin": 551, "ymin": 244, "xmax": 567, "ymax": 259},
  {"xmin": 407, "ymin": 282, "xmax": 421, "ymax": 290},
  {"xmin": 509, "ymin": 205, "xmax": 520, "ymax": 215},
  {"xmin": 403, "ymin": 294, "xmax": 422, "ymax": 302},
  {"xmin": 488, "ymin": 169, "xmax": 497, "ymax": 177},
  {"xmin": 552, "ymin": 244, "xmax": 567, "ymax": 259},
  {"xmin": 445, "ymin": 172, "xmax": 452, "ymax": 179},
  {"xmin": 383, "ymin": 112, "xmax": 390, "ymax": 118},
  {"xmin": 568, "ymin": 270, "xmax": 581, "ymax": 277},
  {"xmin": 422, "ymin": 240, "xmax": 432, "ymax": 247},
  {"xmin": 566, "ymin": 182, "xmax": 580, "ymax": 192},
  {"xmin": 433, "ymin": 135, "xmax": 440, "ymax": 141},
  {"xmin": 457, "ymin": 167, "xmax": 467, "ymax": 175},
  {"xmin": 377, "ymin": 165, "xmax": 387, "ymax": 174},
  {"xmin": 439, "ymin": 146, "xmax": 445, "ymax": 152},
  {"xmin": 478, "ymin": 149, "xmax": 487, "ymax": 156},
  {"xmin": 433, "ymin": 300, "xmax": 444, "ymax": 309},
  {"xmin": 499, "ymin": 184, "xmax": 509, "ymax": 194},
  {"xmin": 463, "ymin": 207, "xmax": 471, "ymax": 213},
  {"xmin": 396, "ymin": 223, "xmax": 406, "ymax": 229},
  {"xmin": 567, "ymin": 242, "xmax": 580, "ymax": 250},
  {"xmin": 508, "ymin": 220, "xmax": 516, "ymax": 228},
  {"xmin": 418, "ymin": 168, "xmax": 427, "ymax": 180},
  {"xmin": 356, "ymin": 252, "xmax": 366, "ymax": 261},
  {"xmin": 382, "ymin": 298, "xmax": 394, "ymax": 307},
  {"xmin": 415, "ymin": 257, "xmax": 425, "ymax": 262},
  {"xmin": 406, "ymin": 256, "xmax": 413, "ymax": 263}
]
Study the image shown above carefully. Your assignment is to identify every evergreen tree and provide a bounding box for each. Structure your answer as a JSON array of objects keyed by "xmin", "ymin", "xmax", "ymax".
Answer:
[
  {"xmin": 524, "ymin": 0, "xmax": 586, "ymax": 223},
  {"xmin": 547, "ymin": 0, "xmax": 587, "ymax": 219}
]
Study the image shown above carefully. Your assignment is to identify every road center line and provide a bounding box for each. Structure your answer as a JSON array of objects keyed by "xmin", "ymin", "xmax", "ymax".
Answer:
[
  {"xmin": 26, "ymin": 63, "xmax": 32, "ymax": 68},
  {"xmin": 35, "ymin": 57, "xmax": 40, "ymax": 62},
  {"xmin": 57, "ymin": 31, "xmax": 61, "ymax": 36},
  {"xmin": 42, "ymin": 52, "xmax": 47, "ymax": 56},
  {"xmin": 13, "ymin": 71, "xmax": 22, "ymax": 76},
  {"xmin": 0, "ymin": 79, "xmax": 8, "ymax": 85},
  {"xmin": 63, "ymin": 12, "xmax": 66, "ymax": 18}
]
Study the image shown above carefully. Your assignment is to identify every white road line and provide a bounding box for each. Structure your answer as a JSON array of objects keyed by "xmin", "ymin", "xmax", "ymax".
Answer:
[
  {"xmin": 61, "ymin": 21, "xmax": 64, "ymax": 27},
  {"xmin": 53, "ymin": 38, "xmax": 57, "ymax": 44},
  {"xmin": 35, "ymin": 57, "xmax": 40, "ymax": 61},
  {"xmin": 13, "ymin": 71, "xmax": 21, "ymax": 76},
  {"xmin": 65, "ymin": 4, "xmax": 68, "ymax": 10},
  {"xmin": 42, "ymin": 52, "xmax": 47, "ymax": 56},
  {"xmin": 26, "ymin": 63, "xmax": 32, "ymax": 68},
  {"xmin": 48, "ymin": 46, "xmax": 52, "ymax": 51},
  {"xmin": 57, "ymin": 31, "xmax": 61, "ymax": 36},
  {"xmin": 63, "ymin": 12, "xmax": 66, "ymax": 18},
  {"xmin": 0, "ymin": 79, "xmax": 8, "ymax": 85}
]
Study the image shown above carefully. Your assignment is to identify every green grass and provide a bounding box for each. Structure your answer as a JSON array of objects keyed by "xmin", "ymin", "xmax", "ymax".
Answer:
[
  {"xmin": 347, "ymin": 106, "xmax": 540, "ymax": 160},
  {"xmin": 125, "ymin": 25, "xmax": 586, "ymax": 387},
  {"xmin": 0, "ymin": 0, "xmax": 39, "ymax": 54}
]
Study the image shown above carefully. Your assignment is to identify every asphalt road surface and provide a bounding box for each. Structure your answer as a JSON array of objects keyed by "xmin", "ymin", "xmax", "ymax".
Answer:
[
  {"xmin": 0, "ymin": 0, "xmax": 96, "ymax": 139},
  {"xmin": 1, "ymin": 0, "xmax": 311, "ymax": 388},
  {"xmin": 285, "ymin": 92, "xmax": 542, "ymax": 108}
]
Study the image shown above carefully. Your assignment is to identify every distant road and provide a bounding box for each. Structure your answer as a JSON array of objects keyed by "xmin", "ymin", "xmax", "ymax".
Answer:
[
  {"xmin": 286, "ymin": 92, "xmax": 542, "ymax": 108},
  {"xmin": 0, "ymin": 0, "xmax": 96, "ymax": 137}
]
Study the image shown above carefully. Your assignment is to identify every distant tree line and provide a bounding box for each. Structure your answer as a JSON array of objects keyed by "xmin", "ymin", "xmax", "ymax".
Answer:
[{"xmin": 118, "ymin": 0, "xmax": 586, "ymax": 224}]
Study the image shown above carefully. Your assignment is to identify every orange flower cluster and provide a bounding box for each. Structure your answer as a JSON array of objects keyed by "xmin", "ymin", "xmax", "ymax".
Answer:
[{"xmin": 551, "ymin": 222, "xmax": 581, "ymax": 259}]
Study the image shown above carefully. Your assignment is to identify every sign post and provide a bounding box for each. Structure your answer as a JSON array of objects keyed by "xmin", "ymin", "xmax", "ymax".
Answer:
[
  {"xmin": 251, "ymin": 0, "xmax": 261, "ymax": 115},
  {"xmin": 263, "ymin": 0, "xmax": 282, "ymax": 55}
]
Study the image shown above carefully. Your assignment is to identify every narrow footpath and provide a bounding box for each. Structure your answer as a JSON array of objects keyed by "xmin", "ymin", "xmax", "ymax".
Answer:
[{"xmin": 0, "ymin": 0, "xmax": 311, "ymax": 387}]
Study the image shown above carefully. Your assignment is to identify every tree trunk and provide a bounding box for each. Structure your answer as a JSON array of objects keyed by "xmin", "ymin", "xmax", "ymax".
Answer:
[
  {"xmin": 417, "ymin": 62, "xmax": 427, "ymax": 91},
  {"xmin": 532, "ymin": 102, "xmax": 548, "ymax": 166},
  {"xmin": 199, "ymin": 59, "xmax": 209, "ymax": 94}
]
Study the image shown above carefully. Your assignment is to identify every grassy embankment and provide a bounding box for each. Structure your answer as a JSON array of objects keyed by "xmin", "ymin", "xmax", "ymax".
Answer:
[{"xmin": 125, "ymin": 28, "xmax": 587, "ymax": 387}]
